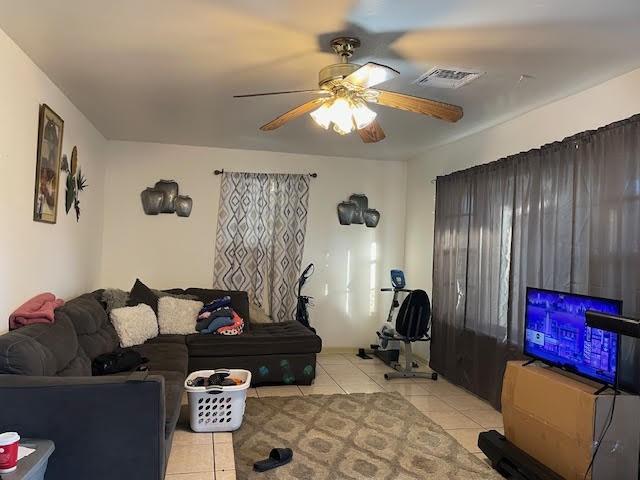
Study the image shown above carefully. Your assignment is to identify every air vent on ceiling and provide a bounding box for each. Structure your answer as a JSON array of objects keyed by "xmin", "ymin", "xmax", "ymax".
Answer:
[{"xmin": 415, "ymin": 67, "xmax": 484, "ymax": 89}]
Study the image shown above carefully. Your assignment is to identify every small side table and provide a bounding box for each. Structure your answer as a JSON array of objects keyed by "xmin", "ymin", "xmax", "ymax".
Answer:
[{"xmin": 0, "ymin": 439, "xmax": 54, "ymax": 480}]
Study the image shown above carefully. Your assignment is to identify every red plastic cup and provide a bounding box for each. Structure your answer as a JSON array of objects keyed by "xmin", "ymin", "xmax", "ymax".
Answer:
[{"xmin": 0, "ymin": 432, "xmax": 20, "ymax": 474}]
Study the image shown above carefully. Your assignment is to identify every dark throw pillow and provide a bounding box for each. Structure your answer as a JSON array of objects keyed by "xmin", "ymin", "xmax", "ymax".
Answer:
[{"xmin": 126, "ymin": 279, "xmax": 159, "ymax": 315}]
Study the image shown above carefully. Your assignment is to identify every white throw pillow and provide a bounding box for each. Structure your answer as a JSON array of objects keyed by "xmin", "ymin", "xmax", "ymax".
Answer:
[
  {"xmin": 157, "ymin": 297, "xmax": 203, "ymax": 335},
  {"xmin": 110, "ymin": 304, "xmax": 158, "ymax": 348}
]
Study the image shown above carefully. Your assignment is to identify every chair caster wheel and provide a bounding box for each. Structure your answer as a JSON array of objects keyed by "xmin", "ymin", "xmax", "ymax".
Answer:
[
  {"xmin": 431, "ymin": 373, "xmax": 438, "ymax": 380},
  {"xmin": 384, "ymin": 373, "xmax": 390, "ymax": 380}
]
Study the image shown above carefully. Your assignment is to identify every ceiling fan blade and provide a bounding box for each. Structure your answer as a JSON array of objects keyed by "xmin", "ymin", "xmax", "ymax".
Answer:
[
  {"xmin": 370, "ymin": 89, "xmax": 463, "ymax": 122},
  {"xmin": 234, "ymin": 89, "xmax": 329, "ymax": 98},
  {"xmin": 358, "ymin": 120, "xmax": 386, "ymax": 143},
  {"xmin": 260, "ymin": 98, "xmax": 327, "ymax": 131},
  {"xmin": 344, "ymin": 62, "xmax": 400, "ymax": 89}
]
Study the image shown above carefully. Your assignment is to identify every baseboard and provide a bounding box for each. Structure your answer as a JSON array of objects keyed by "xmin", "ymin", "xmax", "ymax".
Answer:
[
  {"xmin": 320, "ymin": 346, "xmax": 431, "ymax": 366},
  {"xmin": 319, "ymin": 347, "xmax": 359, "ymax": 355}
]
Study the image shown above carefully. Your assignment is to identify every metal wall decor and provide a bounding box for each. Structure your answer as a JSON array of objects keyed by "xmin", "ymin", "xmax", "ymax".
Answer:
[
  {"xmin": 61, "ymin": 146, "xmax": 88, "ymax": 222},
  {"xmin": 363, "ymin": 208, "xmax": 380, "ymax": 228},
  {"xmin": 175, "ymin": 195, "xmax": 193, "ymax": 217},
  {"xmin": 337, "ymin": 193, "xmax": 381, "ymax": 228},
  {"xmin": 154, "ymin": 179, "xmax": 179, "ymax": 213},
  {"xmin": 141, "ymin": 180, "xmax": 193, "ymax": 217},
  {"xmin": 337, "ymin": 201, "xmax": 356, "ymax": 225},
  {"xmin": 348, "ymin": 194, "xmax": 368, "ymax": 224},
  {"xmin": 140, "ymin": 187, "xmax": 164, "ymax": 215}
]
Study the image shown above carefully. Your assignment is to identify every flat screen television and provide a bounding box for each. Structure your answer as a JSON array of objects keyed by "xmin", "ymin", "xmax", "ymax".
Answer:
[{"xmin": 524, "ymin": 287, "xmax": 622, "ymax": 386}]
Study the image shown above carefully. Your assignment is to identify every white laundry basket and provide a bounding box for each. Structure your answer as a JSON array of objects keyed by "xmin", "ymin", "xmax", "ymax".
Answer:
[{"xmin": 184, "ymin": 369, "xmax": 252, "ymax": 432}]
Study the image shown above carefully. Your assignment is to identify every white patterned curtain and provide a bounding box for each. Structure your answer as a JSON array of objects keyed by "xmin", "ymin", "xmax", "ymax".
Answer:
[{"xmin": 213, "ymin": 172, "xmax": 311, "ymax": 322}]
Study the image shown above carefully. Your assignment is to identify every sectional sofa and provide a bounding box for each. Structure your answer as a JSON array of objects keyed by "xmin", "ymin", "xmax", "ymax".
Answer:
[{"xmin": 0, "ymin": 288, "xmax": 322, "ymax": 480}]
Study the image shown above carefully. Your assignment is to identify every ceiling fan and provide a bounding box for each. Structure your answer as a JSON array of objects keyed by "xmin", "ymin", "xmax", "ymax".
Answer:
[{"xmin": 234, "ymin": 37, "xmax": 463, "ymax": 143}]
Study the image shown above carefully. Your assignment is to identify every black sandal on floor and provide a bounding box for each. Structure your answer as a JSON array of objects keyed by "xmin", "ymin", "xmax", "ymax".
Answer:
[{"xmin": 253, "ymin": 448, "xmax": 293, "ymax": 472}]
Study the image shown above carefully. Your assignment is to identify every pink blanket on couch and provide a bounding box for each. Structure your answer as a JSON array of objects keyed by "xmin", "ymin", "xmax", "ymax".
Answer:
[{"xmin": 9, "ymin": 293, "xmax": 65, "ymax": 330}]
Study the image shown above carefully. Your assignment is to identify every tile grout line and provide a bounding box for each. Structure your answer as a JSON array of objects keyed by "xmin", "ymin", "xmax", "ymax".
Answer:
[
  {"xmin": 212, "ymin": 432, "xmax": 216, "ymax": 474},
  {"xmin": 321, "ymin": 357, "xmax": 386, "ymax": 391}
]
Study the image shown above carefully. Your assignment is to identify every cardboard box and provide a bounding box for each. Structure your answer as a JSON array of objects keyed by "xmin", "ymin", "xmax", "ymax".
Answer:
[{"xmin": 502, "ymin": 361, "xmax": 639, "ymax": 480}]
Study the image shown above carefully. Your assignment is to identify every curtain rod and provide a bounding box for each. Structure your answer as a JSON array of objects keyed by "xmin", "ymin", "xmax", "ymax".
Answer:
[{"xmin": 213, "ymin": 169, "xmax": 317, "ymax": 178}]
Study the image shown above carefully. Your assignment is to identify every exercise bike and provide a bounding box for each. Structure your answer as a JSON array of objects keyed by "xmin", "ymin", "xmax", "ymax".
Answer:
[
  {"xmin": 295, "ymin": 263, "xmax": 315, "ymax": 333},
  {"xmin": 357, "ymin": 270, "xmax": 413, "ymax": 368}
]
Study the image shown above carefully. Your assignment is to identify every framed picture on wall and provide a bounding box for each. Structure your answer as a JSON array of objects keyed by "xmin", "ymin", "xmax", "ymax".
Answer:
[{"xmin": 33, "ymin": 104, "xmax": 64, "ymax": 223}]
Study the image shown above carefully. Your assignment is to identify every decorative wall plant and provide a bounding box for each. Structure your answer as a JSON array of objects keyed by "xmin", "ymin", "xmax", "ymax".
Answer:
[
  {"xmin": 61, "ymin": 146, "xmax": 88, "ymax": 222},
  {"xmin": 337, "ymin": 193, "xmax": 380, "ymax": 228}
]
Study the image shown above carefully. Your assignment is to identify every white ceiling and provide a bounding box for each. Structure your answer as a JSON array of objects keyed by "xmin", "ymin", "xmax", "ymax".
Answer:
[{"xmin": 2, "ymin": 0, "xmax": 640, "ymax": 161}]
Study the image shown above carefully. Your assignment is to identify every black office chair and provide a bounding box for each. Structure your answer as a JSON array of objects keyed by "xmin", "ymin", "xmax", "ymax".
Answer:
[{"xmin": 380, "ymin": 289, "xmax": 438, "ymax": 381}]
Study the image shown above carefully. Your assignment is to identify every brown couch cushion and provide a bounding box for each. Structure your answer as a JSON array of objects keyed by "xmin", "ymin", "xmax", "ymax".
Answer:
[
  {"xmin": 145, "ymin": 334, "xmax": 187, "ymax": 345},
  {"xmin": 57, "ymin": 293, "xmax": 119, "ymax": 361},
  {"xmin": 186, "ymin": 321, "xmax": 322, "ymax": 357},
  {"xmin": 133, "ymin": 342, "xmax": 189, "ymax": 376},
  {"xmin": 0, "ymin": 315, "xmax": 90, "ymax": 376},
  {"xmin": 153, "ymin": 370, "xmax": 185, "ymax": 437}
]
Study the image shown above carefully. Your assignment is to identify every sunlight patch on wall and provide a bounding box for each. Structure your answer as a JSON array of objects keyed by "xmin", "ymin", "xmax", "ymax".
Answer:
[
  {"xmin": 369, "ymin": 242, "xmax": 377, "ymax": 315},
  {"xmin": 345, "ymin": 249, "xmax": 351, "ymax": 316}
]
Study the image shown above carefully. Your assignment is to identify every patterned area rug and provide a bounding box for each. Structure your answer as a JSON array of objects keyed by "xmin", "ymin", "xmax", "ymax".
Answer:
[{"xmin": 232, "ymin": 392, "xmax": 501, "ymax": 480}]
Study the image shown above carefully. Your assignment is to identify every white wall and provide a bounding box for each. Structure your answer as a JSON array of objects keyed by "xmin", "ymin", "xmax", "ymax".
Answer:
[
  {"xmin": 100, "ymin": 142, "xmax": 406, "ymax": 349},
  {"xmin": 0, "ymin": 29, "xmax": 106, "ymax": 332},
  {"xmin": 404, "ymin": 67, "xmax": 640, "ymax": 300}
]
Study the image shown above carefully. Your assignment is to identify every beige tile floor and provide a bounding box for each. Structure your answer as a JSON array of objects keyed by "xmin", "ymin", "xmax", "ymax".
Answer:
[{"xmin": 166, "ymin": 353, "xmax": 501, "ymax": 479}]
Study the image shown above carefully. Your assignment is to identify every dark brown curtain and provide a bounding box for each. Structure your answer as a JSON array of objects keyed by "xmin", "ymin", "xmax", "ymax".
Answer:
[{"xmin": 431, "ymin": 114, "xmax": 640, "ymax": 409}]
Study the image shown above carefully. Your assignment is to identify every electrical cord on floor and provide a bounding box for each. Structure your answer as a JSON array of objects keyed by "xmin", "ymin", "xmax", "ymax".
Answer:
[{"xmin": 583, "ymin": 382, "xmax": 619, "ymax": 480}]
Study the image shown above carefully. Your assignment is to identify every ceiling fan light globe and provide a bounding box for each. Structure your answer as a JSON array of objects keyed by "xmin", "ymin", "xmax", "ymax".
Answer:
[
  {"xmin": 352, "ymin": 102, "xmax": 377, "ymax": 130},
  {"xmin": 330, "ymin": 97, "xmax": 354, "ymax": 134},
  {"xmin": 309, "ymin": 102, "xmax": 332, "ymax": 129}
]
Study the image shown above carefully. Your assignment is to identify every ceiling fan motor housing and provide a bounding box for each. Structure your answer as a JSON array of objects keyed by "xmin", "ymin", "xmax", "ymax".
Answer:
[{"xmin": 319, "ymin": 63, "xmax": 361, "ymax": 89}]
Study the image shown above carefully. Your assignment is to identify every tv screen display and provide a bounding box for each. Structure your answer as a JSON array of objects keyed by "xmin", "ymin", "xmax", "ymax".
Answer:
[{"xmin": 524, "ymin": 288, "xmax": 622, "ymax": 385}]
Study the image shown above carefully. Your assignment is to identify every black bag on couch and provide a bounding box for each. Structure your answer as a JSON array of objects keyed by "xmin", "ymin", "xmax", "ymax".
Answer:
[{"xmin": 92, "ymin": 348, "xmax": 149, "ymax": 375}]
